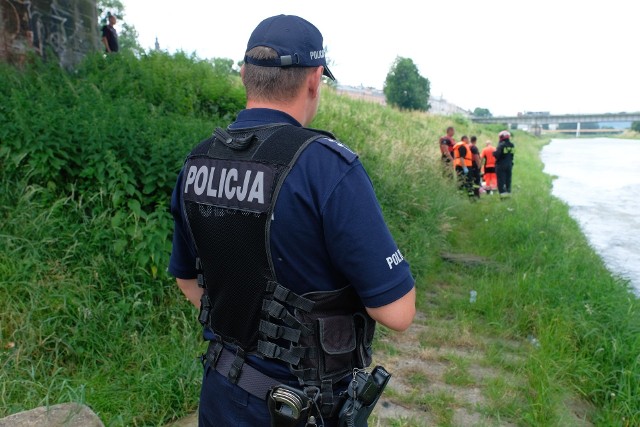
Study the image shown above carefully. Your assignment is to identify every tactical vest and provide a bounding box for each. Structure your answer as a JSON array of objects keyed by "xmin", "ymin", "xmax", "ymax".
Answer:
[{"xmin": 180, "ymin": 123, "xmax": 375, "ymax": 414}]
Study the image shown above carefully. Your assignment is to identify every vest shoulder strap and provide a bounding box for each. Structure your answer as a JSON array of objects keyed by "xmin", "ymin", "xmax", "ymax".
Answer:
[{"xmin": 252, "ymin": 125, "xmax": 327, "ymax": 164}]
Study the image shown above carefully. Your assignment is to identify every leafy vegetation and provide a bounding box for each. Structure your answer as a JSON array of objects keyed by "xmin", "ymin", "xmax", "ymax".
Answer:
[
  {"xmin": 383, "ymin": 56, "xmax": 431, "ymax": 111},
  {"xmin": 472, "ymin": 107, "xmax": 492, "ymax": 117},
  {"xmin": 2, "ymin": 51, "xmax": 640, "ymax": 426}
]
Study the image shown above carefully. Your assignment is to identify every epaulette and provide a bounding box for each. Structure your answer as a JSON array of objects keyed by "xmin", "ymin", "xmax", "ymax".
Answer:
[{"xmin": 315, "ymin": 137, "xmax": 359, "ymax": 164}]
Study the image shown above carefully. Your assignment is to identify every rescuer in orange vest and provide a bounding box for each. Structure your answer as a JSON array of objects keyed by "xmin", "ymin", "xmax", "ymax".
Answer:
[
  {"xmin": 480, "ymin": 140, "xmax": 497, "ymax": 193},
  {"xmin": 452, "ymin": 135, "xmax": 473, "ymax": 196}
]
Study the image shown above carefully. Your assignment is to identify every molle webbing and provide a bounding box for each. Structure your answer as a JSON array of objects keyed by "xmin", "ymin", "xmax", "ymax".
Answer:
[{"xmin": 182, "ymin": 124, "xmax": 328, "ymax": 352}]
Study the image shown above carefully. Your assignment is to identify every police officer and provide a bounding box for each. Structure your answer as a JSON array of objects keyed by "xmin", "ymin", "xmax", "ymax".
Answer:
[
  {"xmin": 494, "ymin": 130, "xmax": 515, "ymax": 197},
  {"xmin": 168, "ymin": 15, "xmax": 416, "ymax": 427}
]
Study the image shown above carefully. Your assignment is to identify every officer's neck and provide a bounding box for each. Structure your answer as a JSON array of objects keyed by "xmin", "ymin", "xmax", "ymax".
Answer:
[{"xmin": 246, "ymin": 96, "xmax": 314, "ymax": 127}]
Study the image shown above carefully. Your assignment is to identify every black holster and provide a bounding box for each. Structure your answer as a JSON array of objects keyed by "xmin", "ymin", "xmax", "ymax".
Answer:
[{"xmin": 338, "ymin": 366, "xmax": 391, "ymax": 427}]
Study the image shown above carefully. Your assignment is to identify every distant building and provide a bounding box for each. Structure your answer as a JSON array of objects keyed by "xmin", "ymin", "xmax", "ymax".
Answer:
[
  {"xmin": 428, "ymin": 95, "xmax": 471, "ymax": 117},
  {"xmin": 335, "ymin": 85, "xmax": 386, "ymax": 105},
  {"xmin": 334, "ymin": 86, "xmax": 471, "ymax": 117}
]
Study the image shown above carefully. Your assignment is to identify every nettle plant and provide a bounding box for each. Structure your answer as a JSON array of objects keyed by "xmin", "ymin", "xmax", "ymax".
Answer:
[{"xmin": 0, "ymin": 51, "xmax": 245, "ymax": 277}]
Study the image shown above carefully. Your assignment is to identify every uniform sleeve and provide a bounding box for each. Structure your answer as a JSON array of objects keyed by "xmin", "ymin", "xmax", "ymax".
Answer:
[
  {"xmin": 321, "ymin": 163, "xmax": 415, "ymax": 308},
  {"xmin": 168, "ymin": 169, "xmax": 198, "ymax": 279},
  {"xmin": 493, "ymin": 144, "xmax": 502, "ymax": 161}
]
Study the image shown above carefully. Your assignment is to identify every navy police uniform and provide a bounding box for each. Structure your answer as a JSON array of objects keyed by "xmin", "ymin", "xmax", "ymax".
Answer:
[{"xmin": 169, "ymin": 108, "xmax": 414, "ymax": 426}]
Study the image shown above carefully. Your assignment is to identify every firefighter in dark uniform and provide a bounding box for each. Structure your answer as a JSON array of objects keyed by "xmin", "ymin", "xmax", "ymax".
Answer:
[
  {"xmin": 469, "ymin": 136, "xmax": 482, "ymax": 198},
  {"xmin": 168, "ymin": 15, "xmax": 416, "ymax": 427},
  {"xmin": 494, "ymin": 130, "xmax": 515, "ymax": 197}
]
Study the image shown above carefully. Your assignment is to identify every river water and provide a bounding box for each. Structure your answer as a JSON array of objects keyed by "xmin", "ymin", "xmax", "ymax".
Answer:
[{"xmin": 541, "ymin": 138, "xmax": 640, "ymax": 294}]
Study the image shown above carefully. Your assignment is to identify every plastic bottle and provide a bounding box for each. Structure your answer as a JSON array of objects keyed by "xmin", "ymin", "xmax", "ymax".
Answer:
[{"xmin": 527, "ymin": 335, "xmax": 541, "ymax": 348}]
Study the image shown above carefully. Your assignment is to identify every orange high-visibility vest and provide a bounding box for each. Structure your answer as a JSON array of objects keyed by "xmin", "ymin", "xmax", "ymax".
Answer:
[
  {"xmin": 481, "ymin": 146, "xmax": 496, "ymax": 167},
  {"xmin": 453, "ymin": 142, "xmax": 473, "ymax": 167}
]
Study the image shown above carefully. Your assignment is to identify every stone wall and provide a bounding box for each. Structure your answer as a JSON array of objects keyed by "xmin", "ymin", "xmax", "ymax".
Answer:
[{"xmin": 0, "ymin": 0, "xmax": 98, "ymax": 68}]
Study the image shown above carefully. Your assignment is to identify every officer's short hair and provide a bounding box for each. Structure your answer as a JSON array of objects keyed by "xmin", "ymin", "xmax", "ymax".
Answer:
[{"xmin": 243, "ymin": 46, "xmax": 314, "ymax": 102}]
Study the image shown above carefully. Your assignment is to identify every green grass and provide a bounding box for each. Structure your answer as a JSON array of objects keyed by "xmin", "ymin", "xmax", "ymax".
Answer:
[
  {"xmin": 417, "ymin": 391, "xmax": 456, "ymax": 426},
  {"xmin": 0, "ymin": 179, "xmax": 203, "ymax": 425},
  {"xmin": 2, "ymin": 52, "xmax": 640, "ymax": 426},
  {"xmin": 442, "ymin": 355, "xmax": 474, "ymax": 387}
]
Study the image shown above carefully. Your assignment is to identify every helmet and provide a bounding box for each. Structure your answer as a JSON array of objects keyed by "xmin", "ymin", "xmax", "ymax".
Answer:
[{"xmin": 498, "ymin": 130, "xmax": 511, "ymax": 141}]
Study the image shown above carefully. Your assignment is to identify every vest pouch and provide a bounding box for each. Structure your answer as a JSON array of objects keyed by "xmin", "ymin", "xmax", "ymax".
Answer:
[
  {"xmin": 353, "ymin": 312, "xmax": 375, "ymax": 368},
  {"xmin": 318, "ymin": 314, "xmax": 357, "ymax": 379}
]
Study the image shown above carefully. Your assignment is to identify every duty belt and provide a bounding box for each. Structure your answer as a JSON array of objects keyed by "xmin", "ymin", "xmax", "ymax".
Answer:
[
  {"xmin": 203, "ymin": 341, "xmax": 346, "ymax": 418},
  {"xmin": 203, "ymin": 341, "xmax": 280, "ymax": 399}
]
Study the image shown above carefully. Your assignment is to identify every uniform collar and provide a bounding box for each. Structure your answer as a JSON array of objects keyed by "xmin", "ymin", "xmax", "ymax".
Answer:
[{"xmin": 229, "ymin": 108, "xmax": 302, "ymax": 129}]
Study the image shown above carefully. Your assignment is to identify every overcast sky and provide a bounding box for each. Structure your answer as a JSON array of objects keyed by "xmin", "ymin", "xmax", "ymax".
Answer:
[{"xmin": 122, "ymin": 0, "xmax": 638, "ymax": 116}]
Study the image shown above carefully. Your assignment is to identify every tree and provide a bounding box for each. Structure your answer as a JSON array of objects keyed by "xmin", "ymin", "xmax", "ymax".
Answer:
[
  {"xmin": 97, "ymin": 0, "xmax": 143, "ymax": 54},
  {"xmin": 209, "ymin": 58, "xmax": 240, "ymax": 75},
  {"xmin": 632, "ymin": 121, "xmax": 640, "ymax": 132},
  {"xmin": 383, "ymin": 57, "xmax": 430, "ymax": 111},
  {"xmin": 473, "ymin": 107, "xmax": 492, "ymax": 117}
]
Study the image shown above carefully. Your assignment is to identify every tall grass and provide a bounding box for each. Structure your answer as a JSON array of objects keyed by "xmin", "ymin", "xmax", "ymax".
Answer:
[
  {"xmin": 1, "ymin": 52, "xmax": 639, "ymax": 425},
  {"xmin": 445, "ymin": 137, "xmax": 640, "ymax": 425}
]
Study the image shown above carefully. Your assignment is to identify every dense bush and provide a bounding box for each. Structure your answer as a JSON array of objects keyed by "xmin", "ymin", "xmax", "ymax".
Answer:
[{"xmin": 0, "ymin": 51, "xmax": 245, "ymax": 276}]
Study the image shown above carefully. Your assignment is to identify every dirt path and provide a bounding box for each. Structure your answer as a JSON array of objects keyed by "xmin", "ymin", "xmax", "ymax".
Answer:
[{"xmin": 370, "ymin": 310, "xmax": 593, "ymax": 427}]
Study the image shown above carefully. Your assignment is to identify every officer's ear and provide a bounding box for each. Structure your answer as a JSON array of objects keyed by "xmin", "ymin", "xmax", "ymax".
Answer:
[{"xmin": 308, "ymin": 66, "xmax": 323, "ymax": 99}]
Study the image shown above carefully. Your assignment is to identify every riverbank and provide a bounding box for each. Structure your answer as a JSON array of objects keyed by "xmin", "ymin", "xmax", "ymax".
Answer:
[
  {"xmin": 1, "ymin": 53, "xmax": 638, "ymax": 425},
  {"xmin": 387, "ymin": 134, "xmax": 639, "ymax": 426}
]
